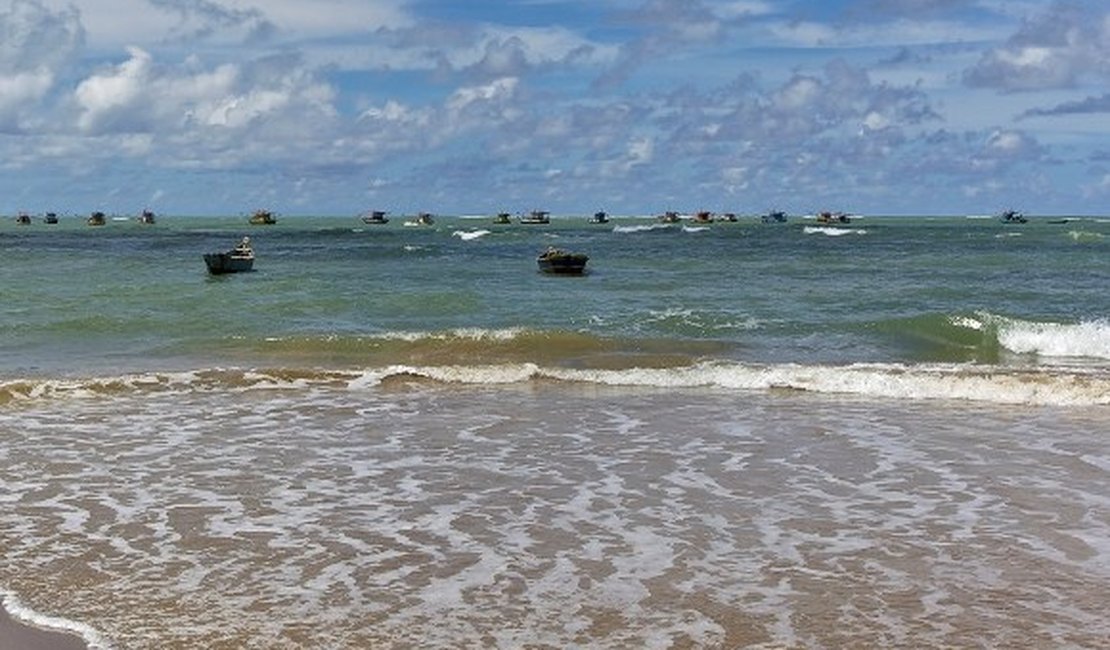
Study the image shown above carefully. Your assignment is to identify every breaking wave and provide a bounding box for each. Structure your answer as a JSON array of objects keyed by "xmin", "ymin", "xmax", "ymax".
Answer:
[
  {"xmin": 3, "ymin": 360, "xmax": 1106, "ymax": 407},
  {"xmin": 803, "ymin": 226, "xmax": 867, "ymax": 236}
]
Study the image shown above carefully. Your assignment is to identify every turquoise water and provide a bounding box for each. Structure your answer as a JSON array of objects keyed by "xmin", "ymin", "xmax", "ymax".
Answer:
[
  {"xmin": 1, "ymin": 213, "xmax": 1108, "ymax": 648},
  {"xmin": 2, "ymin": 214, "xmax": 1108, "ymax": 388}
]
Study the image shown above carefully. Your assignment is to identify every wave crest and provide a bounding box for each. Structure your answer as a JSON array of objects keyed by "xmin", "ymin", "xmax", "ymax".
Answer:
[{"xmin": 4, "ymin": 361, "xmax": 1107, "ymax": 407}]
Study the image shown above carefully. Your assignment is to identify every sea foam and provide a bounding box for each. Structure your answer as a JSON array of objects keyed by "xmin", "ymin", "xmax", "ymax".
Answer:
[{"xmin": 1, "ymin": 590, "xmax": 111, "ymax": 649}]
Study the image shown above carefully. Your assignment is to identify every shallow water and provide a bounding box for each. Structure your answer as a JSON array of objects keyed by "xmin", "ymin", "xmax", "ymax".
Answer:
[{"xmin": 2, "ymin": 381, "xmax": 1108, "ymax": 648}]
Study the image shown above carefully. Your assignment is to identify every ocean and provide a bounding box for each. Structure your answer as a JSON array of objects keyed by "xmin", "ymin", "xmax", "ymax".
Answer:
[{"xmin": 1, "ymin": 213, "xmax": 1107, "ymax": 648}]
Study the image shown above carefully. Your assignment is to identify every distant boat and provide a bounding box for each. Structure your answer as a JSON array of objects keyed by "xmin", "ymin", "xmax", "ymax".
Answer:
[
  {"xmin": 404, "ymin": 212, "xmax": 435, "ymax": 226},
  {"xmin": 492, "ymin": 212, "xmax": 512, "ymax": 224},
  {"xmin": 15, "ymin": 213, "xmax": 31, "ymax": 225},
  {"xmin": 138, "ymin": 209, "xmax": 156, "ymax": 224},
  {"xmin": 249, "ymin": 209, "xmax": 276, "ymax": 225},
  {"xmin": 87, "ymin": 211, "xmax": 106, "ymax": 226},
  {"xmin": 761, "ymin": 210, "xmax": 787, "ymax": 223},
  {"xmin": 520, "ymin": 210, "xmax": 550, "ymax": 225},
  {"xmin": 692, "ymin": 211, "xmax": 713, "ymax": 223},
  {"xmin": 362, "ymin": 210, "xmax": 389, "ymax": 224},
  {"xmin": 537, "ymin": 246, "xmax": 588, "ymax": 275},
  {"xmin": 816, "ymin": 211, "xmax": 850, "ymax": 224},
  {"xmin": 43, "ymin": 212, "xmax": 58, "ymax": 224},
  {"xmin": 717, "ymin": 212, "xmax": 738, "ymax": 222},
  {"xmin": 588, "ymin": 211, "xmax": 610, "ymax": 224},
  {"xmin": 204, "ymin": 237, "xmax": 255, "ymax": 274},
  {"xmin": 657, "ymin": 211, "xmax": 680, "ymax": 223},
  {"xmin": 999, "ymin": 209, "xmax": 1027, "ymax": 224}
]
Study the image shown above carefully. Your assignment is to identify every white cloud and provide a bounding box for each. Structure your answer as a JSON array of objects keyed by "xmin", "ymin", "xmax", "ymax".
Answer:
[
  {"xmin": 447, "ymin": 77, "xmax": 519, "ymax": 113},
  {"xmin": 964, "ymin": 2, "xmax": 1110, "ymax": 91},
  {"xmin": 37, "ymin": 0, "xmax": 412, "ymax": 50},
  {"xmin": 74, "ymin": 45, "xmax": 151, "ymax": 132}
]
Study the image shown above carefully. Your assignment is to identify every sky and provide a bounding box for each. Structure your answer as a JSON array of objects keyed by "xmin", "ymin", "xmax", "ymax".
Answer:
[{"xmin": 2, "ymin": 0, "xmax": 1110, "ymax": 216}]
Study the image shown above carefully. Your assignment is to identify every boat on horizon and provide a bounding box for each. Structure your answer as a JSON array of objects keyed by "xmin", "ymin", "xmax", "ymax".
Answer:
[
  {"xmin": 657, "ymin": 211, "xmax": 680, "ymax": 224},
  {"xmin": 138, "ymin": 209, "xmax": 156, "ymax": 224},
  {"xmin": 588, "ymin": 211, "xmax": 610, "ymax": 224},
  {"xmin": 761, "ymin": 210, "xmax": 787, "ymax": 223},
  {"xmin": 999, "ymin": 209, "xmax": 1027, "ymax": 224},
  {"xmin": 537, "ymin": 246, "xmax": 589, "ymax": 275},
  {"xmin": 249, "ymin": 209, "xmax": 276, "ymax": 225},
  {"xmin": 404, "ymin": 212, "xmax": 435, "ymax": 226},
  {"xmin": 362, "ymin": 210, "xmax": 389, "ymax": 224},
  {"xmin": 87, "ymin": 211, "xmax": 106, "ymax": 226},
  {"xmin": 15, "ymin": 212, "xmax": 31, "ymax": 225},
  {"xmin": 816, "ymin": 211, "xmax": 850, "ymax": 224},
  {"xmin": 204, "ymin": 237, "xmax": 255, "ymax": 274},
  {"xmin": 43, "ymin": 212, "xmax": 58, "ymax": 224},
  {"xmin": 520, "ymin": 210, "xmax": 550, "ymax": 225},
  {"xmin": 492, "ymin": 212, "xmax": 512, "ymax": 224}
]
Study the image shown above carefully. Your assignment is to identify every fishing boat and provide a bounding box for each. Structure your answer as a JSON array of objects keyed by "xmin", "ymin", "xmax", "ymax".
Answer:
[
  {"xmin": 999, "ymin": 209, "xmax": 1027, "ymax": 224},
  {"xmin": 362, "ymin": 210, "xmax": 389, "ymax": 224},
  {"xmin": 43, "ymin": 212, "xmax": 58, "ymax": 224},
  {"xmin": 404, "ymin": 212, "xmax": 435, "ymax": 226},
  {"xmin": 657, "ymin": 211, "xmax": 680, "ymax": 223},
  {"xmin": 693, "ymin": 211, "xmax": 714, "ymax": 223},
  {"xmin": 15, "ymin": 213, "xmax": 31, "ymax": 225},
  {"xmin": 249, "ymin": 209, "xmax": 276, "ymax": 225},
  {"xmin": 520, "ymin": 210, "xmax": 550, "ymax": 225},
  {"xmin": 816, "ymin": 211, "xmax": 850, "ymax": 224},
  {"xmin": 138, "ymin": 209, "xmax": 156, "ymax": 224},
  {"xmin": 537, "ymin": 246, "xmax": 589, "ymax": 275},
  {"xmin": 87, "ymin": 211, "xmax": 106, "ymax": 226},
  {"xmin": 761, "ymin": 210, "xmax": 787, "ymax": 223},
  {"xmin": 717, "ymin": 212, "xmax": 738, "ymax": 222},
  {"xmin": 588, "ymin": 211, "xmax": 610, "ymax": 224},
  {"xmin": 492, "ymin": 212, "xmax": 512, "ymax": 224},
  {"xmin": 204, "ymin": 237, "xmax": 255, "ymax": 274}
]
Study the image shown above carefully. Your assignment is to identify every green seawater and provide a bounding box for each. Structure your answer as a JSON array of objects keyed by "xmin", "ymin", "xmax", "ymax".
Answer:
[{"xmin": 1, "ymin": 213, "xmax": 1107, "ymax": 377}]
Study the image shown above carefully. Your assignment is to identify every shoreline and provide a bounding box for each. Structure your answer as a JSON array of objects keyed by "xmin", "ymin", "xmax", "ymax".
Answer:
[{"xmin": 0, "ymin": 599, "xmax": 91, "ymax": 650}]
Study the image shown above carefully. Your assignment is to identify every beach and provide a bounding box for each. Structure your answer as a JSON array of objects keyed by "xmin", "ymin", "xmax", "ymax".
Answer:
[
  {"xmin": 1, "ymin": 214, "xmax": 1107, "ymax": 647},
  {"xmin": 1, "ymin": 598, "xmax": 87, "ymax": 650}
]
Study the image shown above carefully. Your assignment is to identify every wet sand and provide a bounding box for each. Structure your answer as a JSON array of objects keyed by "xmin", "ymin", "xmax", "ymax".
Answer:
[{"xmin": 0, "ymin": 604, "xmax": 88, "ymax": 650}]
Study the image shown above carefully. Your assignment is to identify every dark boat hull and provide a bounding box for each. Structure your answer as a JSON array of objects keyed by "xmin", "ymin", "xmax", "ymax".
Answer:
[
  {"xmin": 538, "ymin": 255, "xmax": 589, "ymax": 275},
  {"xmin": 204, "ymin": 253, "xmax": 254, "ymax": 274}
]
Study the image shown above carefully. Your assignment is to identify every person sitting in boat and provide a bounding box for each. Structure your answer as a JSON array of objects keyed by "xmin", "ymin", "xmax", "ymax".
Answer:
[{"xmin": 233, "ymin": 237, "xmax": 253, "ymax": 256}]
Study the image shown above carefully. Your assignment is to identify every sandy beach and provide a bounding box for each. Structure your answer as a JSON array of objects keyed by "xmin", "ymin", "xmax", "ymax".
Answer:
[{"xmin": 0, "ymin": 604, "xmax": 88, "ymax": 650}]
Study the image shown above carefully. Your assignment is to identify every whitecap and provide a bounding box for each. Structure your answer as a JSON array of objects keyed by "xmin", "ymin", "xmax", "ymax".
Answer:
[
  {"xmin": 803, "ymin": 226, "xmax": 866, "ymax": 236},
  {"xmin": 452, "ymin": 229, "xmax": 490, "ymax": 241},
  {"xmin": 998, "ymin": 318, "xmax": 1110, "ymax": 360}
]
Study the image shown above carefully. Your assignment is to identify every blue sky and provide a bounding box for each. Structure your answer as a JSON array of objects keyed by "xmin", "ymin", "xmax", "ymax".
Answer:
[{"xmin": 3, "ymin": 0, "xmax": 1110, "ymax": 216}]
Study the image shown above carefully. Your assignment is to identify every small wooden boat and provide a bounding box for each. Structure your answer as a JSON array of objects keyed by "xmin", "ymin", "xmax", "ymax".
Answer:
[
  {"xmin": 492, "ymin": 212, "xmax": 512, "ymax": 224},
  {"xmin": 519, "ymin": 210, "xmax": 550, "ymax": 225},
  {"xmin": 362, "ymin": 210, "xmax": 389, "ymax": 224},
  {"xmin": 761, "ymin": 210, "xmax": 787, "ymax": 223},
  {"xmin": 43, "ymin": 212, "xmax": 58, "ymax": 224},
  {"xmin": 717, "ymin": 212, "xmax": 738, "ymax": 222},
  {"xmin": 87, "ymin": 211, "xmax": 106, "ymax": 226},
  {"xmin": 588, "ymin": 211, "xmax": 609, "ymax": 224},
  {"xmin": 249, "ymin": 209, "xmax": 276, "ymax": 225},
  {"xmin": 138, "ymin": 209, "xmax": 156, "ymax": 224},
  {"xmin": 15, "ymin": 213, "xmax": 31, "ymax": 225},
  {"xmin": 657, "ymin": 211, "xmax": 680, "ymax": 223},
  {"xmin": 999, "ymin": 209, "xmax": 1027, "ymax": 224},
  {"xmin": 537, "ymin": 246, "xmax": 588, "ymax": 275},
  {"xmin": 693, "ymin": 211, "xmax": 713, "ymax": 223},
  {"xmin": 204, "ymin": 237, "xmax": 255, "ymax": 274}
]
